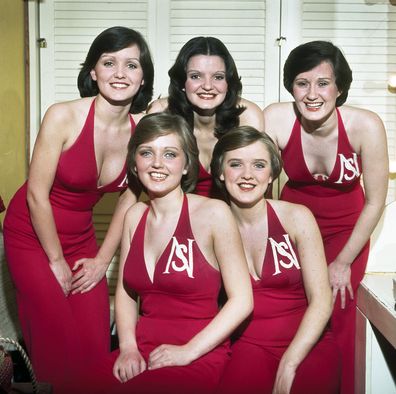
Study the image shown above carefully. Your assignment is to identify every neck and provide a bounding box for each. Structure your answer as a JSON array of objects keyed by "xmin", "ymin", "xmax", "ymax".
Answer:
[
  {"xmin": 230, "ymin": 198, "xmax": 267, "ymax": 227},
  {"xmin": 300, "ymin": 108, "xmax": 338, "ymax": 136},
  {"xmin": 148, "ymin": 187, "xmax": 184, "ymax": 218},
  {"xmin": 95, "ymin": 94, "xmax": 132, "ymax": 125},
  {"xmin": 193, "ymin": 111, "xmax": 216, "ymax": 131}
]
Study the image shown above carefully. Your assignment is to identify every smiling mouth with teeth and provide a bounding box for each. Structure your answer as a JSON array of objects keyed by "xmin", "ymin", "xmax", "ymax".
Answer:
[
  {"xmin": 111, "ymin": 83, "xmax": 129, "ymax": 88},
  {"xmin": 305, "ymin": 103, "xmax": 323, "ymax": 109},
  {"xmin": 198, "ymin": 93, "xmax": 216, "ymax": 99},
  {"xmin": 150, "ymin": 172, "xmax": 167, "ymax": 180},
  {"xmin": 239, "ymin": 183, "xmax": 255, "ymax": 190}
]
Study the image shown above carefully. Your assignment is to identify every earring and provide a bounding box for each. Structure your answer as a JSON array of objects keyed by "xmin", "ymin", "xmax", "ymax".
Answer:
[{"xmin": 182, "ymin": 88, "xmax": 185, "ymax": 92}]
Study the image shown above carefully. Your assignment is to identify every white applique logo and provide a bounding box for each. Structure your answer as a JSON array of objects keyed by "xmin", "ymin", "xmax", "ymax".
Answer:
[
  {"xmin": 163, "ymin": 237, "xmax": 195, "ymax": 278},
  {"xmin": 118, "ymin": 174, "xmax": 128, "ymax": 188},
  {"xmin": 335, "ymin": 153, "xmax": 360, "ymax": 184},
  {"xmin": 269, "ymin": 234, "xmax": 300, "ymax": 276}
]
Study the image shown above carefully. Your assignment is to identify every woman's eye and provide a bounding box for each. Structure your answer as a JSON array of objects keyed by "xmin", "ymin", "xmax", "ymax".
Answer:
[
  {"xmin": 139, "ymin": 150, "xmax": 151, "ymax": 157},
  {"xmin": 128, "ymin": 63, "xmax": 138, "ymax": 69},
  {"xmin": 104, "ymin": 61, "xmax": 113, "ymax": 67},
  {"xmin": 254, "ymin": 163, "xmax": 265, "ymax": 169},
  {"xmin": 296, "ymin": 81, "xmax": 307, "ymax": 88},
  {"xmin": 164, "ymin": 152, "xmax": 176, "ymax": 159},
  {"xmin": 229, "ymin": 162, "xmax": 241, "ymax": 168},
  {"xmin": 318, "ymin": 81, "xmax": 329, "ymax": 87},
  {"xmin": 214, "ymin": 74, "xmax": 225, "ymax": 81},
  {"xmin": 189, "ymin": 74, "xmax": 200, "ymax": 80}
]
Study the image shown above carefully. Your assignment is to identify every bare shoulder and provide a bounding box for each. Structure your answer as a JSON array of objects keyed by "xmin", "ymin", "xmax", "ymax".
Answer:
[
  {"xmin": 238, "ymin": 97, "xmax": 264, "ymax": 131},
  {"xmin": 43, "ymin": 98, "xmax": 92, "ymax": 130},
  {"xmin": 147, "ymin": 97, "xmax": 168, "ymax": 114},
  {"xmin": 263, "ymin": 102, "xmax": 296, "ymax": 146},
  {"xmin": 268, "ymin": 199, "xmax": 316, "ymax": 231},
  {"xmin": 263, "ymin": 101, "xmax": 294, "ymax": 121},
  {"xmin": 239, "ymin": 97, "xmax": 262, "ymax": 112},
  {"xmin": 124, "ymin": 200, "xmax": 149, "ymax": 228},
  {"xmin": 187, "ymin": 194, "xmax": 232, "ymax": 223},
  {"xmin": 339, "ymin": 105, "xmax": 385, "ymax": 133}
]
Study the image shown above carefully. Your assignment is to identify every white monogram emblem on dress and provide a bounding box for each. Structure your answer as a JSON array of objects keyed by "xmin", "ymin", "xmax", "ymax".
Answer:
[
  {"xmin": 163, "ymin": 237, "xmax": 195, "ymax": 278},
  {"xmin": 118, "ymin": 174, "xmax": 128, "ymax": 188},
  {"xmin": 335, "ymin": 153, "xmax": 360, "ymax": 184},
  {"xmin": 269, "ymin": 234, "xmax": 300, "ymax": 276}
]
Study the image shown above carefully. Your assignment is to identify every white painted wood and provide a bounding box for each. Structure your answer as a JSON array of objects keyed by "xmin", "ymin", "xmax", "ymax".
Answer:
[
  {"xmin": 367, "ymin": 201, "xmax": 396, "ymax": 272},
  {"xmin": 28, "ymin": 0, "xmax": 40, "ymax": 158}
]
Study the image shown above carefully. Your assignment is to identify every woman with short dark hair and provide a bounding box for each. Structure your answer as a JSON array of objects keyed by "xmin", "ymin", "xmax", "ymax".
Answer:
[
  {"xmin": 264, "ymin": 40, "xmax": 388, "ymax": 394},
  {"xmin": 3, "ymin": 26, "xmax": 153, "ymax": 393}
]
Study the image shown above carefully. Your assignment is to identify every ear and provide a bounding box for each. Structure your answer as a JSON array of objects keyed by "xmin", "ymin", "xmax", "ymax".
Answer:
[
  {"xmin": 337, "ymin": 89, "xmax": 342, "ymax": 98},
  {"xmin": 182, "ymin": 168, "xmax": 188, "ymax": 175},
  {"xmin": 219, "ymin": 173, "xmax": 225, "ymax": 181},
  {"xmin": 134, "ymin": 166, "xmax": 137, "ymax": 173},
  {"xmin": 268, "ymin": 175, "xmax": 273, "ymax": 184},
  {"xmin": 90, "ymin": 69, "xmax": 97, "ymax": 81},
  {"xmin": 141, "ymin": 79, "xmax": 145, "ymax": 86}
]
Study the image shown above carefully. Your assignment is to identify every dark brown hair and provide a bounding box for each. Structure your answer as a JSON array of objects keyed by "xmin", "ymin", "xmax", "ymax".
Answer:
[
  {"xmin": 167, "ymin": 36, "xmax": 245, "ymax": 137},
  {"xmin": 78, "ymin": 26, "xmax": 154, "ymax": 113},
  {"xmin": 283, "ymin": 40, "xmax": 352, "ymax": 107}
]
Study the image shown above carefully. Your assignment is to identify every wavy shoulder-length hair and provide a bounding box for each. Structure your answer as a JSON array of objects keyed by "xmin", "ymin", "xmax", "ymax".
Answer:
[
  {"xmin": 167, "ymin": 36, "xmax": 245, "ymax": 138},
  {"xmin": 77, "ymin": 26, "xmax": 154, "ymax": 113}
]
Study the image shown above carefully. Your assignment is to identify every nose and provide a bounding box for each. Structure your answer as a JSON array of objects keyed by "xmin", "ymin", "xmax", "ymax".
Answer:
[
  {"xmin": 114, "ymin": 64, "xmax": 125, "ymax": 79},
  {"xmin": 152, "ymin": 154, "xmax": 163, "ymax": 168},
  {"xmin": 202, "ymin": 76, "xmax": 213, "ymax": 90},
  {"xmin": 241, "ymin": 168, "xmax": 253, "ymax": 180},
  {"xmin": 307, "ymin": 84, "xmax": 318, "ymax": 100}
]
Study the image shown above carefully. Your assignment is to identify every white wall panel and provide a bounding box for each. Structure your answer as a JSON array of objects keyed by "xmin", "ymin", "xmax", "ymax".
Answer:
[
  {"xmin": 40, "ymin": 0, "xmax": 149, "ymax": 114},
  {"xmin": 168, "ymin": 0, "xmax": 266, "ymax": 107}
]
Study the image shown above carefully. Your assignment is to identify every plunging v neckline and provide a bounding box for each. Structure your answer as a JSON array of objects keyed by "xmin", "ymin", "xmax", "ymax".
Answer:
[{"xmin": 142, "ymin": 196, "xmax": 186, "ymax": 284}]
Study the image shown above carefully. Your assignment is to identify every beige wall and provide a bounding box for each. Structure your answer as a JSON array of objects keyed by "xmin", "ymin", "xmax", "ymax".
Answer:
[{"xmin": 0, "ymin": 0, "xmax": 26, "ymax": 224}]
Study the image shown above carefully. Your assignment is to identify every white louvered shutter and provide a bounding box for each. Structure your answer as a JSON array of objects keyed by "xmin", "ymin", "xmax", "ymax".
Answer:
[
  {"xmin": 166, "ymin": 0, "xmax": 267, "ymax": 108},
  {"xmin": 39, "ymin": 0, "xmax": 149, "ymax": 113}
]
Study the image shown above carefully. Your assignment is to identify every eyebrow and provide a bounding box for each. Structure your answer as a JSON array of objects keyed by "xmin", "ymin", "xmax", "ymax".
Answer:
[
  {"xmin": 295, "ymin": 76, "xmax": 332, "ymax": 81},
  {"xmin": 138, "ymin": 145, "xmax": 180, "ymax": 150},
  {"xmin": 227, "ymin": 158, "xmax": 268, "ymax": 163},
  {"xmin": 186, "ymin": 69, "xmax": 226, "ymax": 73},
  {"xmin": 100, "ymin": 54, "xmax": 141, "ymax": 62}
]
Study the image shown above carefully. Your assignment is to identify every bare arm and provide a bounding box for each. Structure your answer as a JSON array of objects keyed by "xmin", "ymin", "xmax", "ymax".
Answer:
[
  {"xmin": 113, "ymin": 206, "xmax": 146, "ymax": 382},
  {"xmin": 328, "ymin": 110, "xmax": 388, "ymax": 307},
  {"xmin": 27, "ymin": 103, "xmax": 74, "ymax": 295},
  {"xmin": 148, "ymin": 201, "xmax": 253, "ymax": 369},
  {"xmin": 71, "ymin": 187, "xmax": 138, "ymax": 293},
  {"xmin": 273, "ymin": 204, "xmax": 333, "ymax": 394}
]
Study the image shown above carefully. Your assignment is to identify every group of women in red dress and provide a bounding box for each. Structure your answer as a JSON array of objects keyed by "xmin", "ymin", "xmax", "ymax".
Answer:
[{"xmin": 3, "ymin": 26, "xmax": 388, "ymax": 394}]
